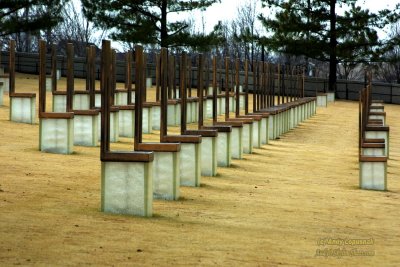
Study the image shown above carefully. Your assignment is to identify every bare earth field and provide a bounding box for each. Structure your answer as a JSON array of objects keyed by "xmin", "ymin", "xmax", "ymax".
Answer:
[{"xmin": 0, "ymin": 74, "xmax": 399, "ymax": 266}]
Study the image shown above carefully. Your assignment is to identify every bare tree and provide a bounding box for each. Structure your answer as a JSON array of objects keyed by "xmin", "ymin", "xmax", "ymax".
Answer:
[
  {"xmin": 337, "ymin": 62, "xmax": 365, "ymax": 80},
  {"xmin": 208, "ymin": 0, "xmax": 266, "ymax": 64},
  {"xmin": 50, "ymin": 1, "xmax": 107, "ymax": 56},
  {"xmin": 6, "ymin": 5, "xmax": 53, "ymax": 52},
  {"xmin": 0, "ymin": 0, "xmax": 66, "ymax": 52},
  {"xmin": 235, "ymin": 0, "xmax": 260, "ymax": 65},
  {"xmin": 374, "ymin": 23, "xmax": 400, "ymax": 83}
]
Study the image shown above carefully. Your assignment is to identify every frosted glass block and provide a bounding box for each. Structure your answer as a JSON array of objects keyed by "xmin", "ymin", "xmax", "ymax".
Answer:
[
  {"xmin": 369, "ymin": 115, "xmax": 385, "ymax": 125},
  {"xmin": 362, "ymin": 148, "xmax": 385, "ymax": 156},
  {"xmin": 220, "ymin": 98, "xmax": 226, "ymax": 115},
  {"xmin": 285, "ymin": 111, "xmax": 289, "ymax": 133},
  {"xmin": 242, "ymin": 123, "xmax": 253, "ymax": 154},
  {"xmin": 46, "ymin": 78, "xmax": 52, "ymax": 92},
  {"xmin": 260, "ymin": 117, "xmax": 269, "ymax": 144},
  {"xmin": 146, "ymin": 78, "xmax": 152, "ymax": 89},
  {"xmin": 175, "ymin": 103, "xmax": 181, "ymax": 126},
  {"xmin": 101, "ymin": 161, "xmax": 153, "ymax": 217},
  {"xmin": 327, "ymin": 92, "xmax": 335, "ymax": 102},
  {"xmin": 119, "ymin": 109, "xmax": 135, "ymax": 138},
  {"xmin": 231, "ymin": 127, "xmax": 243, "ymax": 159},
  {"xmin": 252, "ymin": 120, "xmax": 261, "ymax": 148},
  {"xmin": 239, "ymin": 95, "xmax": 245, "ymax": 110},
  {"xmin": 98, "ymin": 111, "xmax": 119, "ymax": 142},
  {"xmin": 152, "ymin": 151, "xmax": 180, "ymax": 200},
  {"xmin": 180, "ymin": 143, "xmax": 201, "ymax": 187},
  {"xmin": 313, "ymin": 100, "xmax": 317, "ymax": 114},
  {"xmin": 110, "ymin": 112, "xmax": 119, "ymax": 142},
  {"xmin": 360, "ymin": 162, "xmax": 386, "ymax": 191},
  {"xmin": 191, "ymin": 102, "xmax": 198, "ymax": 123},
  {"xmin": 274, "ymin": 114, "xmax": 278, "ymax": 138},
  {"xmin": 300, "ymin": 105, "xmax": 304, "ymax": 119},
  {"xmin": 297, "ymin": 106, "xmax": 301, "ymax": 123},
  {"xmin": 229, "ymin": 96, "xmax": 235, "ymax": 112},
  {"xmin": 233, "ymin": 85, "xmax": 243, "ymax": 93},
  {"xmin": 275, "ymin": 113, "xmax": 280, "ymax": 137},
  {"xmin": 279, "ymin": 113, "xmax": 284, "ymax": 135},
  {"xmin": 152, "ymin": 106, "xmax": 161, "ymax": 130},
  {"xmin": 131, "ymin": 92, "xmax": 135, "ymax": 103},
  {"xmin": 307, "ymin": 103, "xmax": 311, "ymax": 118},
  {"xmin": 73, "ymin": 94, "xmax": 90, "ymax": 110},
  {"xmin": 298, "ymin": 105, "xmax": 303, "ymax": 122},
  {"xmin": 371, "ymin": 103, "xmax": 384, "ymax": 107},
  {"xmin": 40, "ymin": 118, "xmax": 73, "ymax": 154},
  {"xmin": 142, "ymin": 107, "xmax": 152, "ymax": 134},
  {"xmin": 0, "ymin": 87, "xmax": 3, "ymax": 105},
  {"xmin": 95, "ymin": 93, "xmax": 101, "ymax": 108},
  {"xmin": 201, "ymin": 136, "xmax": 217, "ymax": 176},
  {"xmin": 202, "ymin": 102, "xmax": 207, "ymax": 119},
  {"xmin": 365, "ymin": 131, "xmax": 389, "ymax": 157},
  {"xmin": 283, "ymin": 112, "xmax": 287, "ymax": 133},
  {"xmin": 74, "ymin": 114, "xmax": 98, "ymax": 146},
  {"xmin": 114, "ymin": 92, "xmax": 128, "ymax": 105},
  {"xmin": 205, "ymin": 100, "xmax": 213, "ymax": 118},
  {"xmin": 217, "ymin": 132, "xmax": 231, "ymax": 167},
  {"xmin": 278, "ymin": 113, "xmax": 283, "ymax": 135},
  {"xmin": 53, "ymin": 94, "xmax": 67, "ymax": 113},
  {"xmin": 186, "ymin": 102, "xmax": 192, "ymax": 123},
  {"xmin": 10, "ymin": 96, "xmax": 36, "ymax": 124},
  {"xmin": 0, "ymin": 77, "xmax": 9, "ymax": 92},
  {"xmin": 370, "ymin": 107, "xmax": 382, "ymax": 113},
  {"xmin": 304, "ymin": 103, "xmax": 308, "ymax": 119},
  {"xmin": 306, "ymin": 102, "xmax": 310, "ymax": 118},
  {"xmin": 285, "ymin": 111, "xmax": 290, "ymax": 132},
  {"xmin": 317, "ymin": 95, "xmax": 327, "ymax": 107},
  {"xmin": 268, "ymin": 115, "xmax": 275, "ymax": 140},
  {"xmin": 304, "ymin": 104, "xmax": 308, "ymax": 119},
  {"xmin": 290, "ymin": 108, "xmax": 295, "ymax": 129},
  {"xmin": 167, "ymin": 104, "xmax": 176, "ymax": 126}
]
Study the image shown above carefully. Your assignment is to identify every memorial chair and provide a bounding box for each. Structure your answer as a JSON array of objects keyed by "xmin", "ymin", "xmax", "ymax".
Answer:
[
  {"xmin": 161, "ymin": 49, "xmax": 202, "ymax": 186},
  {"xmin": 183, "ymin": 54, "xmax": 219, "ymax": 176},
  {"xmin": 134, "ymin": 45, "xmax": 181, "ymax": 200},
  {"xmin": 100, "ymin": 40, "xmax": 154, "ymax": 217},
  {"xmin": 9, "ymin": 40, "xmax": 36, "ymax": 124},
  {"xmin": 38, "ymin": 40, "xmax": 74, "ymax": 154}
]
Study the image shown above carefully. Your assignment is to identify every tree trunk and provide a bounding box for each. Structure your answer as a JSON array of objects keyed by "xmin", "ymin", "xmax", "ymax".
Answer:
[
  {"xmin": 329, "ymin": 0, "xmax": 337, "ymax": 93},
  {"xmin": 305, "ymin": 0, "xmax": 311, "ymax": 76},
  {"xmin": 160, "ymin": 0, "xmax": 168, "ymax": 48},
  {"xmin": 24, "ymin": 7, "xmax": 31, "ymax": 52}
]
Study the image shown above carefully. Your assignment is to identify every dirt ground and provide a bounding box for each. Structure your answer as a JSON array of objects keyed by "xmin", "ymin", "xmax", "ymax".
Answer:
[{"xmin": 0, "ymin": 74, "xmax": 399, "ymax": 266}]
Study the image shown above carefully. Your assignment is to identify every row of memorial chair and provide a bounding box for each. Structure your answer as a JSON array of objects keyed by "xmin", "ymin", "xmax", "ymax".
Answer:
[
  {"xmin": 1, "ymin": 39, "xmax": 319, "ymax": 217},
  {"xmin": 99, "ymin": 42, "xmax": 318, "ymax": 217},
  {"xmin": 359, "ymin": 84, "xmax": 389, "ymax": 191}
]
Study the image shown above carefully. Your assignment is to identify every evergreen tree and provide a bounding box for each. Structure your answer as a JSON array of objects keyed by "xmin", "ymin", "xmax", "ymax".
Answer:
[
  {"xmin": 375, "ymin": 23, "xmax": 400, "ymax": 83},
  {"xmin": 0, "ymin": 0, "xmax": 65, "ymax": 37},
  {"xmin": 259, "ymin": 0, "xmax": 399, "ymax": 90},
  {"xmin": 82, "ymin": 0, "xmax": 220, "ymax": 48}
]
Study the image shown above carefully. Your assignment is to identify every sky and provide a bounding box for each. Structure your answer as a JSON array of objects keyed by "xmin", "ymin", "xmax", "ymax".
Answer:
[
  {"xmin": 180, "ymin": 0, "xmax": 398, "ymax": 34},
  {"xmin": 73, "ymin": 0, "xmax": 399, "ymax": 49}
]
